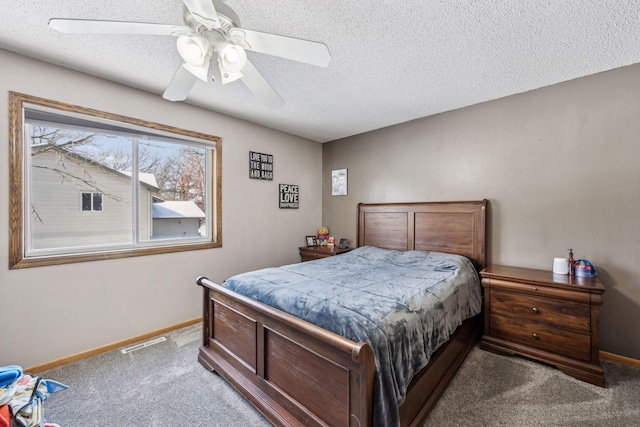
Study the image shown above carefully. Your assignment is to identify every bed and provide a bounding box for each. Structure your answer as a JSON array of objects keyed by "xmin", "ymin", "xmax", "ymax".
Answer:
[{"xmin": 197, "ymin": 200, "xmax": 487, "ymax": 426}]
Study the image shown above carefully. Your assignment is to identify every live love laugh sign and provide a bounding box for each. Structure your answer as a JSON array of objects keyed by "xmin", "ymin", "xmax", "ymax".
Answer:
[{"xmin": 279, "ymin": 184, "xmax": 299, "ymax": 209}]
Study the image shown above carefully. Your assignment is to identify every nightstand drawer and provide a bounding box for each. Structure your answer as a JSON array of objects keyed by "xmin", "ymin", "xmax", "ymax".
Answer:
[
  {"xmin": 483, "ymin": 278, "xmax": 591, "ymax": 303},
  {"xmin": 299, "ymin": 246, "xmax": 352, "ymax": 262},
  {"xmin": 490, "ymin": 290, "xmax": 590, "ymax": 332},
  {"xmin": 490, "ymin": 313, "xmax": 591, "ymax": 361},
  {"xmin": 301, "ymin": 252, "xmax": 326, "ymax": 262}
]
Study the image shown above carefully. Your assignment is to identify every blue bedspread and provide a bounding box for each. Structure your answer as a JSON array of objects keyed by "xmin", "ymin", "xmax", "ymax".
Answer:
[{"xmin": 223, "ymin": 246, "xmax": 482, "ymax": 426}]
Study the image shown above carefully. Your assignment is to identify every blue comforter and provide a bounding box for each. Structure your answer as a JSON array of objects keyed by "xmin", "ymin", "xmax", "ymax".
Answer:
[{"xmin": 223, "ymin": 246, "xmax": 482, "ymax": 426}]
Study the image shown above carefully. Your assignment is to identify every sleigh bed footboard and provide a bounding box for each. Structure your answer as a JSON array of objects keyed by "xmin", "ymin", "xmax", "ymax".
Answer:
[{"xmin": 197, "ymin": 276, "xmax": 376, "ymax": 427}]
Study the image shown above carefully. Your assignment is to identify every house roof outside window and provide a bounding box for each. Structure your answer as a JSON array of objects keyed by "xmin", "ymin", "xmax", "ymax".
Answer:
[{"xmin": 152, "ymin": 201, "xmax": 205, "ymax": 219}]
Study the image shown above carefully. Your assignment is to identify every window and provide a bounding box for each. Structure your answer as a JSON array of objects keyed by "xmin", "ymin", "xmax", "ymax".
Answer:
[
  {"xmin": 82, "ymin": 192, "xmax": 103, "ymax": 212},
  {"xmin": 9, "ymin": 92, "xmax": 222, "ymax": 269}
]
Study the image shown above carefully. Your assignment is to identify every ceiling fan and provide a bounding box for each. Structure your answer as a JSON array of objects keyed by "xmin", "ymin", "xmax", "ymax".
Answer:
[{"xmin": 48, "ymin": 0, "xmax": 331, "ymax": 108}]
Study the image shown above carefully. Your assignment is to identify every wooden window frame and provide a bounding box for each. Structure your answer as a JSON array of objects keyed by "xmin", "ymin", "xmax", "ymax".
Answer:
[{"xmin": 9, "ymin": 92, "xmax": 223, "ymax": 269}]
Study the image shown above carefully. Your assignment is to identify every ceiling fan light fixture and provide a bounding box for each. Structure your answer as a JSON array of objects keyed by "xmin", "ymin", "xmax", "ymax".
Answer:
[
  {"xmin": 217, "ymin": 42, "xmax": 247, "ymax": 73},
  {"xmin": 48, "ymin": 0, "xmax": 331, "ymax": 107},
  {"xmin": 176, "ymin": 34, "xmax": 210, "ymax": 67}
]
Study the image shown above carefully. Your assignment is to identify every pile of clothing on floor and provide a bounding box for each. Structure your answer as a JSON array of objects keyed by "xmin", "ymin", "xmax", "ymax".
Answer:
[{"xmin": 0, "ymin": 365, "xmax": 67, "ymax": 427}]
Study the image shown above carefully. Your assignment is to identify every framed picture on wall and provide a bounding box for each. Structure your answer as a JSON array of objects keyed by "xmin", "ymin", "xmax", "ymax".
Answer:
[{"xmin": 332, "ymin": 169, "xmax": 347, "ymax": 196}]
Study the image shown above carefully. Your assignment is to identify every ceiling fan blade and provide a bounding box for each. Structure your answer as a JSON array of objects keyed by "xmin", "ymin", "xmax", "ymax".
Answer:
[
  {"xmin": 48, "ymin": 18, "xmax": 179, "ymax": 36},
  {"xmin": 240, "ymin": 60, "xmax": 284, "ymax": 108},
  {"xmin": 229, "ymin": 28, "xmax": 331, "ymax": 67},
  {"xmin": 163, "ymin": 65, "xmax": 198, "ymax": 101},
  {"xmin": 183, "ymin": 0, "xmax": 220, "ymax": 28}
]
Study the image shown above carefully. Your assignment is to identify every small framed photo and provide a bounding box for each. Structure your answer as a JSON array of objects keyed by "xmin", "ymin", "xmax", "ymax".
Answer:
[{"xmin": 306, "ymin": 235, "xmax": 317, "ymax": 247}]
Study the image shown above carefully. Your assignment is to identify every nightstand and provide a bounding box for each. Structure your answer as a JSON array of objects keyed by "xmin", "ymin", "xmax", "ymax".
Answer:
[
  {"xmin": 299, "ymin": 246, "xmax": 352, "ymax": 262},
  {"xmin": 480, "ymin": 265, "xmax": 605, "ymax": 387}
]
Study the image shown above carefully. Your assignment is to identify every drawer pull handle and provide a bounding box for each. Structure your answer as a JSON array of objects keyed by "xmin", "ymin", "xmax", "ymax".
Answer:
[
  {"xmin": 532, "ymin": 287, "xmax": 538, "ymax": 291},
  {"xmin": 532, "ymin": 307, "xmax": 539, "ymax": 313},
  {"xmin": 532, "ymin": 333, "xmax": 539, "ymax": 339}
]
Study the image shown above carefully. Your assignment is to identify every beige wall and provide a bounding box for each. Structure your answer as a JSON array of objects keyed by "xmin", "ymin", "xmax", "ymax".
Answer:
[
  {"xmin": 0, "ymin": 49, "xmax": 322, "ymax": 367},
  {"xmin": 323, "ymin": 63, "xmax": 640, "ymax": 359},
  {"xmin": 3, "ymin": 46, "xmax": 638, "ymax": 366}
]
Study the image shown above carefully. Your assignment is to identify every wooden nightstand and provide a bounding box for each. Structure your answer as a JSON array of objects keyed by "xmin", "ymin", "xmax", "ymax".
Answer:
[
  {"xmin": 480, "ymin": 265, "xmax": 605, "ymax": 387},
  {"xmin": 299, "ymin": 246, "xmax": 352, "ymax": 262}
]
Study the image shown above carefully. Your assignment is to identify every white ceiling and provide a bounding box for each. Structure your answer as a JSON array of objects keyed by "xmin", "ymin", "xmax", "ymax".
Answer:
[{"xmin": 1, "ymin": 1, "xmax": 639, "ymax": 142}]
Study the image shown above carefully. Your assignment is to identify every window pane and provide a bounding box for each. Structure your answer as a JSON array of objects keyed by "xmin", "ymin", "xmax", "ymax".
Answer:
[
  {"xmin": 138, "ymin": 140, "xmax": 208, "ymax": 242},
  {"xmin": 93, "ymin": 193, "xmax": 103, "ymax": 211},
  {"xmin": 81, "ymin": 193, "xmax": 91, "ymax": 211},
  {"xmin": 9, "ymin": 92, "xmax": 222, "ymax": 269},
  {"xmin": 28, "ymin": 125, "xmax": 133, "ymax": 251}
]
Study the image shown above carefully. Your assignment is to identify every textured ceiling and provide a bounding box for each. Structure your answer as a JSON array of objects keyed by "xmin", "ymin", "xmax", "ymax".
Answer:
[{"xmin": 1, "ymin": 1, "xmax": 639, "ymax": 142}]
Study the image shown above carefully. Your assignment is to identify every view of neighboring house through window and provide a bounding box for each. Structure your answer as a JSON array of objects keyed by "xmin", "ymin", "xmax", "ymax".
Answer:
[
  {"xmin": 81, "ymin": 192, "xmax": 103, "ymax": 211},
  {"xmin": 9, "ymin": 93, "xmax": 222, "ymax": 268}
]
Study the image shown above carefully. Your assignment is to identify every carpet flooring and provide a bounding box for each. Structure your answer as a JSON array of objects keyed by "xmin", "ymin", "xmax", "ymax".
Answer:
[
  {"xmin": 427, "ymin": 345, "xmax": 640, "ymax": 426},
  {"xmin": 41, "ymin": 324, "xmax": 640, "ymax": 426}
]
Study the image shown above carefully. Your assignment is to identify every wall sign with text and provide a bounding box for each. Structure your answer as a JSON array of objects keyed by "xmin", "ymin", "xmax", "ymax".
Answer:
[
  {"xmin": 249, "ymin": 151, "xmax": 273, "ymax": 180},
  {"xmin": 279, "ymin": 184, "xmax": 299, "ymax": 209}
]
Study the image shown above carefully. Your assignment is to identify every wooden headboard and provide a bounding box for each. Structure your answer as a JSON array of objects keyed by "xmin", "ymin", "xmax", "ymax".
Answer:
[{"xmin": 357, "ymin": 200, "xmax": 487, "ymax": 270}]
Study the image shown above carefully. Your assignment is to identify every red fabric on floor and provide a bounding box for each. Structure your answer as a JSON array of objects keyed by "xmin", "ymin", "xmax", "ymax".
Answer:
[{"xmin": 0, "ymin": 404, "xmax": 10, "ymax": 427}]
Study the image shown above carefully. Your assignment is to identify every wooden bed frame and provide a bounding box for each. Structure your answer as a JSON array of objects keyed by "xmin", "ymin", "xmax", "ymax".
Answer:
[{"xmin": 197, "ymin": 200, "xmax": 487, "ymax": 426}]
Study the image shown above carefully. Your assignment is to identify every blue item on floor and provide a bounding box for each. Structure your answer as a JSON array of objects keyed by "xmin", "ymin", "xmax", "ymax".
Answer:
[{"xmin": 0, "ymin": 366, "xmax": 22, "ymax": 388}]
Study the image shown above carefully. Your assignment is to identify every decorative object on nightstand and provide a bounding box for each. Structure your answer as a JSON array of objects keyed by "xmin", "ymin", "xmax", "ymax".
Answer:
[
  {"xmin": 574, "ymin": 259, "xmax": 598, "ymax": 277},
  {"xmin": 316, "ymin": 226, "xmax": 329, "ymax": 246},
  {"xmin": 568, "ymin": 248, "xmax": 576, "ymax": 276},
  {"xmin": 480, "ymin": 264, "xmax": 605, "ymax": 387},
  {"xmin": 553, "ymin": 257, "xmax": 569, "ymax": 274},
  {"xmin": 299, "ymin": 245, "xmax": 352, "ymax": 262}
]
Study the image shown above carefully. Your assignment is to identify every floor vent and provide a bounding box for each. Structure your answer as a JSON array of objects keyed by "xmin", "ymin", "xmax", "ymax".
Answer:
[{"xmin": 120, "ymin": 336, "xmax": 167, "ymax": 354}]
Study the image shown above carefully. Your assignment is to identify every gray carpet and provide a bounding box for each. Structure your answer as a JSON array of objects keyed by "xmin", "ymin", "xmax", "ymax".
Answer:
[
  {"xmin": 43, "ymin": 325, "xmax": 270, "ymax": 427},
  {"xmin": 41, "ymin": 324, "xmax": 640, "ymax": 426},
  {"xmin": 428, "ymin": 346, "xmax": 640, "ymax": 426}
]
